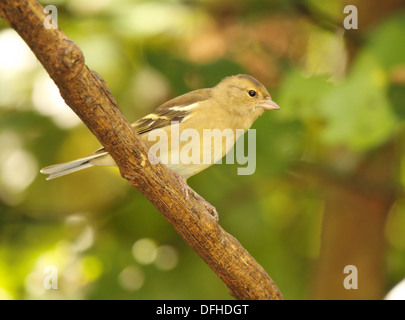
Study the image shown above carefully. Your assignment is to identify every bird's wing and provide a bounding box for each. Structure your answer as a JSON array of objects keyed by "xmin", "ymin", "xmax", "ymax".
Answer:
[
  {"xmin": 132, "ymin": 88, "xmax": 211, "ymax": 135},
  {"xmin": 92, "ymin": 88, "xmax": 212, "ymax": 154}
]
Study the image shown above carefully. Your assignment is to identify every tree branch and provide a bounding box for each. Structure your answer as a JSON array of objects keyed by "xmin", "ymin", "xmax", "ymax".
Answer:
[{"xmin": 0, "ymin": 0, "xmax": 283, "ymax": 300}]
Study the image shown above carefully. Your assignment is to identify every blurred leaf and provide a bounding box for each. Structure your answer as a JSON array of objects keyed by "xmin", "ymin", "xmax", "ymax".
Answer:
[
  {"xmin": 367, "ymin": 11, "xmax": 405, "ymax": 70},
  {"xmin": 319, "ymin": 51, "xmax": 397, "ymax": 151},
  {"xmin": 276, "ymin": 70, "xmax": 331, "ymax": 121},
  {"xmin": 388, "ymin": 84, "xmax": 405, "ymax": 120}
]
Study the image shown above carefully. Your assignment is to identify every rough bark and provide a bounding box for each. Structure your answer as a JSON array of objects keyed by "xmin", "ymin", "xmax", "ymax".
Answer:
[{"xmin": 0, "ymin": 0, "xmax": 283, "ymax": 300}]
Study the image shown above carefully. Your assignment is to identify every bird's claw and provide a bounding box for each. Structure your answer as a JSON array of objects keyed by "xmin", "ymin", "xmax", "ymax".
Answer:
[
  {"xmin": 202, "ymin": 201, "xmax": 219, "ymax": 222},
  {"xmin": 175, "ymin": 174, "xmax": 219, "ymax": 222}
]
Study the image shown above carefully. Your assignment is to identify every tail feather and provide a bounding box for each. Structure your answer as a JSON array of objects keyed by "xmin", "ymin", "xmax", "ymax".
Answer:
[{"xmin": 40, "ymin": 152, "xmax": 109, "ymax": 180}]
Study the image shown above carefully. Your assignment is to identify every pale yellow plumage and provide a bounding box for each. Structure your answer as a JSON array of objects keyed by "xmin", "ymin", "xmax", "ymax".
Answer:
[{"xmin": 40, "ymin": 74, "xmax": 280, "ymax": 180}]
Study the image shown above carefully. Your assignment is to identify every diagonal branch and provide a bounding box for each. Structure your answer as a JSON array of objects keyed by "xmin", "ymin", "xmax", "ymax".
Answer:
[{"xmin": 0, "ymin": 0, "xmax": 283, "ymax": 300}]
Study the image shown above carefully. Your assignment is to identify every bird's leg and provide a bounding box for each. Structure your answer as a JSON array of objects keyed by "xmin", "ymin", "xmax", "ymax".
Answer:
[
  {"xmin": 190, "ymin": 189, "xmax": 219, "ymax": 222},
  {"xmin": 174, "ymin": 174, "xmax": 219, "ymax": 222}
]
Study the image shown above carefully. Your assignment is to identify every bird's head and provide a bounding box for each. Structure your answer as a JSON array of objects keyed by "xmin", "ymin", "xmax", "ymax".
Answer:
[{"xmin": 212, "ymin": 74, "xmax": 280, "ymax": 121}]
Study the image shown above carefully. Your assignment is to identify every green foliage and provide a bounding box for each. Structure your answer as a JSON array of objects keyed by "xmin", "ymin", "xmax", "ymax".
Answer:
[{"xmin": 1, "ymin": 0, "xmax": 405, "ymax": 300}]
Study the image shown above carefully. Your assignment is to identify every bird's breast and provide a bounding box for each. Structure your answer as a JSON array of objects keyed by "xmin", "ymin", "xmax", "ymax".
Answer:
[{"xmin": 142, "ymin": 124, "xmax": 245, "ymax": 179}]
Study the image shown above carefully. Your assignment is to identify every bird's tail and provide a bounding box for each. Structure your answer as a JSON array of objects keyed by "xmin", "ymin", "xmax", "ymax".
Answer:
[{"xmin": 40, "ymin": 151, "xmax": 110, "ymax": 180}]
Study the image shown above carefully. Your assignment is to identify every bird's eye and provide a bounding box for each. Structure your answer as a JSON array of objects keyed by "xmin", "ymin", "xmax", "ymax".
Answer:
[{"xmin": 248, "ymin": 90, "xmax": 257, "ymax": 97}]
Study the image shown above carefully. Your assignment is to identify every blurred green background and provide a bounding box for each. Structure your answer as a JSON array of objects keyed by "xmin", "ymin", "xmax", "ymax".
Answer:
[{"xmin": 1, "ymin": 0, "xmax": 405, "ymax": 300}]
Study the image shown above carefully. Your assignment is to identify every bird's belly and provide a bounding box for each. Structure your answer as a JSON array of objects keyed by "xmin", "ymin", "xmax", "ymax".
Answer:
[{"xmin": 144, "ymin": 127, "xmax": 244, "ymax": 179}]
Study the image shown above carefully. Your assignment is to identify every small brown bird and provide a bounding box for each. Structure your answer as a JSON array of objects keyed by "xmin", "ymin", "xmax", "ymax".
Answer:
[{"xmin": 40, "ymin": 74, "xmax": 280, "ymax": 180}]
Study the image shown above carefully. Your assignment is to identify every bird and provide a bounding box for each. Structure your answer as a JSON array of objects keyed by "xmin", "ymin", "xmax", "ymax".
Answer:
[{"xmin": 40, "ymin": 74, "xmax": 280, "ymax": 181}]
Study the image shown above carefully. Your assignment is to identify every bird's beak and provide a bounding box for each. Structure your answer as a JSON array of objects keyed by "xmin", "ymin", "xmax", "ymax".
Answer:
[{"xmin": 259, "ymin": 98, "xmax": 280, "ymax": 110}]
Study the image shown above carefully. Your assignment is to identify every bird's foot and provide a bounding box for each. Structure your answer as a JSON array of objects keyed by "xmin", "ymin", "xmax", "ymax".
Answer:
[{"xmin": 174, "ymin": 174, "xmax": 219, "ymax": 222}]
